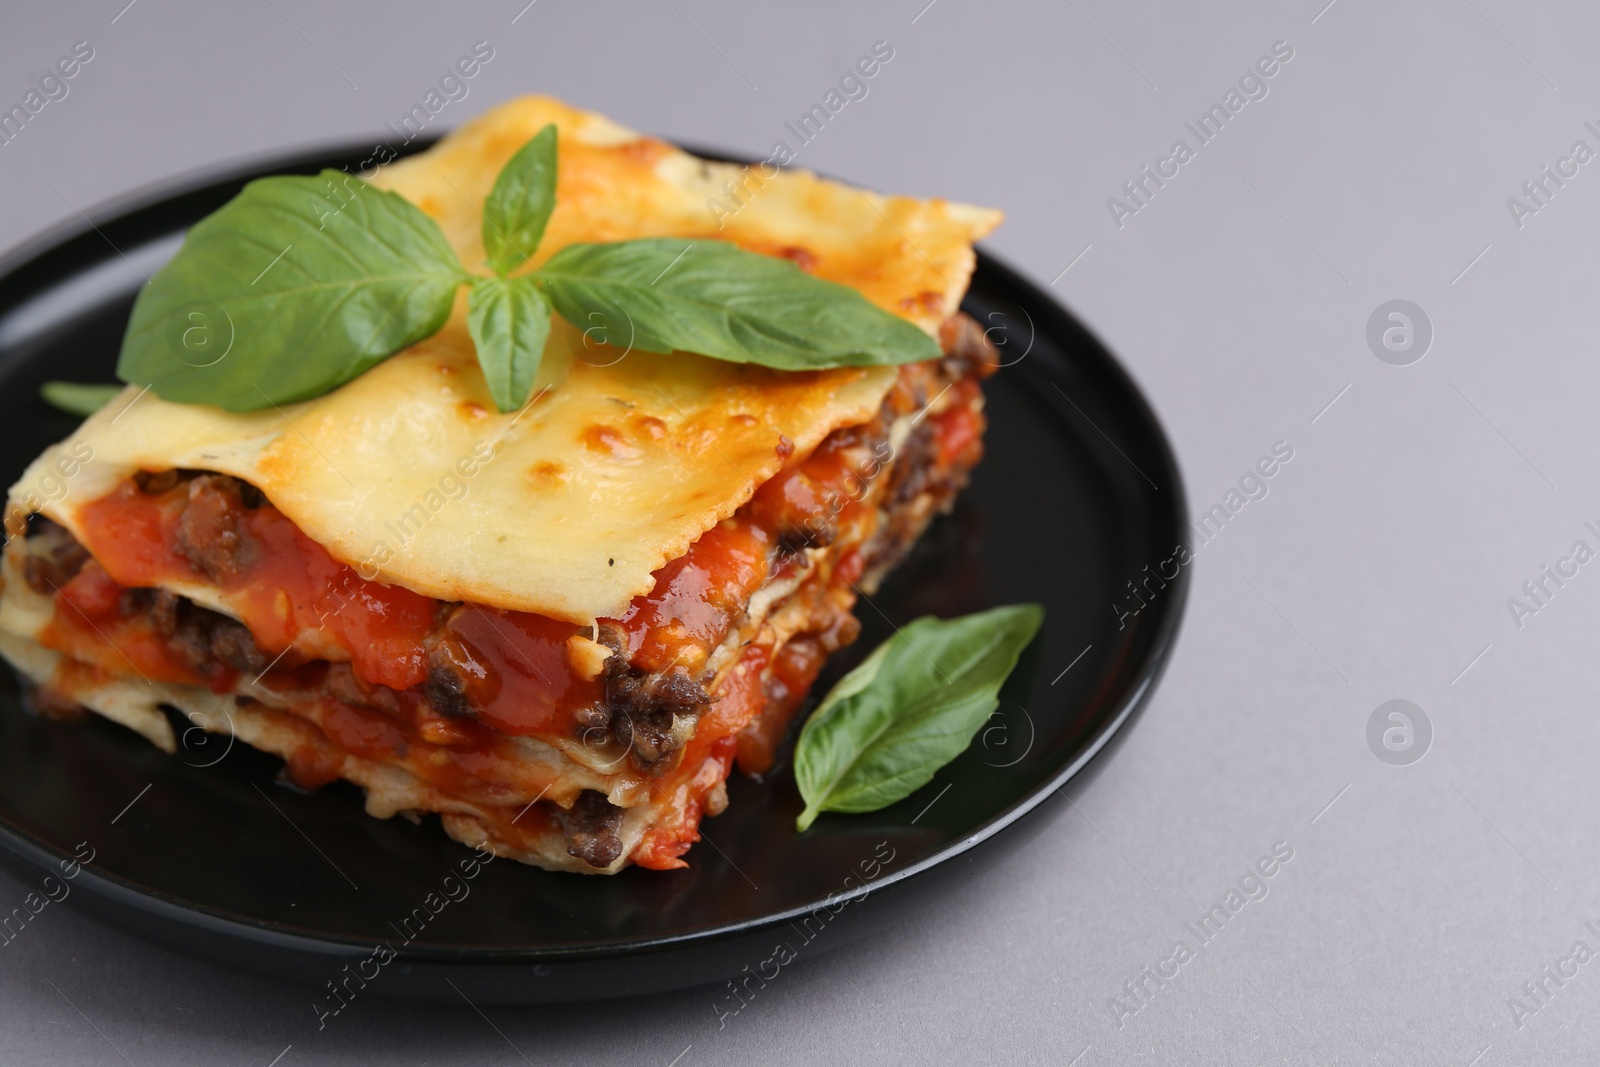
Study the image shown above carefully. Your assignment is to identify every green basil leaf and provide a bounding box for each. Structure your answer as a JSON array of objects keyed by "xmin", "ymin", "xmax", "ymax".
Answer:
[
  {"xmin": 40, "ymin": 381, "xmax": 122, "ymax": 417},
  {"xmin": 117, "ymin": 170, "xmax": 468, "ymax": 411},
  {"xmin": 482, "ymin": 124, "xmax": 558, "ymax": 276},
  {"xmin": 466, "ymin": 275, "xmax": 553, "ymax": 413},
  {"xmin": 540, "ymin": 238, "xmax": 942, "ymax": 370},
  {"xmin": 794, "ymin": 604, "xmax": 1044, "ymax": 831}
]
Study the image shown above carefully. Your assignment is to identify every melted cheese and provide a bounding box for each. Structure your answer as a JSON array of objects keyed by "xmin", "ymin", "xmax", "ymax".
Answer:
[{"xmin": 8, "ymin": 96, "xmax": 1000, "ymax": 623}]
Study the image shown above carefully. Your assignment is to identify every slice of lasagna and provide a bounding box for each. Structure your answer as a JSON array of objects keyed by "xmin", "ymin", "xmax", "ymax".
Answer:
[{"xmin": 0, "ymin": 97, "xmax": 1001, "ymax": 873}]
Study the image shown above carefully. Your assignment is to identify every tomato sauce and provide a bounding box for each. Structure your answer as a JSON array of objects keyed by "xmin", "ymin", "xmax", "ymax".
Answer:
[
  {"xmin": 930, "ymin": 380, "xmax": 985, "ymax": 467},
  {"xmin": 634, "ymin": 736, "xmax": 739, "ymax": 870},
  {"xmin": 434, "ymin": 606, "xmax": 593, "ymax": 737},
  {"xmin": 608, "ymin": 519, "xmax": 772, "ymax": 676},
  {"xmin": 57, "ymin": 434, "xmax": 898, "ymax": 735},
  {"xmin": 77, "ymin": 481, "xmax": 436, "ymax": 691},
  {"xmin": 735, "ymin": 636, "xmax": 831, "ymax": 776},
  {"xmin": 43, "ymin": 561, "xmax": 224, "ymax": 689}
]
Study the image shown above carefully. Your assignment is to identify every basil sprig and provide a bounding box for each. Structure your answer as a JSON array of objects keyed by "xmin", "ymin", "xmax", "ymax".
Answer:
[
  {"xmin": 467, "ymin": 275, "xmax": 552, "ymax": 412},
  {"xmin": 40, "ymin": 381, "xmax": 121, "ymax": 417},
  {"xmin": 793, "ymin": 604, "xmax": 1044, "ymax": 831},
  {"xmin": 117, "ymin": 124, "xmax": 941, "ymax": 414},
  {"xmin": 541, "ymin": 238, "xmax": 939, "ymax": 370},
  {"xmin": 119, "ymin": 170, "xmax": 468, "ymax": 411},
  {"xmin": 481, "ymin": 123, "xmax": 557, "ymax": 275}
]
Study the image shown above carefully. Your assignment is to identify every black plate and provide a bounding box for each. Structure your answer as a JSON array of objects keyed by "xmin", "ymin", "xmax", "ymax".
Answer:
[{"xmin": 0, "ymin": 140, "xmax": 1187, "ymax": 1004}]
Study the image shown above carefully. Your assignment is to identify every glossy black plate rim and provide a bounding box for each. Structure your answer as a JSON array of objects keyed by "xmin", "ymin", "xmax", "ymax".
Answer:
[{"xmin": 0, "ymin": 137, "xmax": 1188, "ymax": 975}]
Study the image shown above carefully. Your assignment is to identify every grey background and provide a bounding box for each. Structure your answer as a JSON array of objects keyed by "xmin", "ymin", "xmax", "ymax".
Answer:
[{"xmin": 1, "ymin": 0, "xmax": 1597, "ymax": 1063}]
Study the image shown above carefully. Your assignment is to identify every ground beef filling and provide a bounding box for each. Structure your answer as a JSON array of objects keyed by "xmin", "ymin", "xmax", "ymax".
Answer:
[
  {"xmin": 555, "ymin": 789, "xmax": 626, "ymax": 868},
  {"xmin": 421, "ymin": 640, "xmax": 480, "ymax": 721},
  {"xmin": 938, "ymin": 309, "xmax": 1003, "ymax": 381},
  {"xmin": 19, "ymin": 517, "xmax": 89, "ymax": 596},
  {"xmin": 169, "ymin": 473, "xmax": 259, "ymax": 581},
  {"xmin": 133, "ymin": 587, "xmax": 272, "ymax": 675},
  {"xmin": 583, "ymin": 622, "xmax": 710, "ymax": 769}
]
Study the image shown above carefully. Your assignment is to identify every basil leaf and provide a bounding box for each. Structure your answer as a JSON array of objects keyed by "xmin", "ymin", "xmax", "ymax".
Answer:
[
  {"xmin": 117, "ymin": 170, "xmax": 468, "ymax": 411},
  {"xmin": 794, "ymin": 604, "xmax": 1044, "ymax": 831},
  {"xmin": 540, "ymin": 238, "xmax": 942, "ymax": 370},
  {"xmin": 466, "ymin": 275, "xmax": 553, "ymax": 412},
  {"xmin": 482, "ymin": 124, "xmax": 558, "ymax": 276},
  {"xmin": 40, "ymin": 381, "xmax": 122, "ymax": 417}
]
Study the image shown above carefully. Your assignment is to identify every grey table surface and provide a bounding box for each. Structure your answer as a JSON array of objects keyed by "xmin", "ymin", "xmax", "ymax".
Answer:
[{"xmin": 2, "ymin": 0, "xmax": 1598, "ymax": 1063}]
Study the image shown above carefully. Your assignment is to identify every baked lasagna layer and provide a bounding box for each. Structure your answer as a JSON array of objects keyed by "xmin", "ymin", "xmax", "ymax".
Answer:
[
  {"xmin": 0, "ymin": 316, "xmax": 997, "ymax": 873},
  {"xmin": 7, "ymin": 96, "xmax": 1001, "ymax": 626}
]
